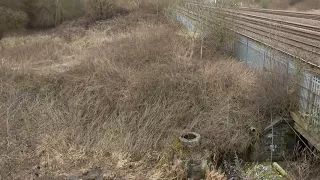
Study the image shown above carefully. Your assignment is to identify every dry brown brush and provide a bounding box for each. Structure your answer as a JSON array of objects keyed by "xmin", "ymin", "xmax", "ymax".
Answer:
[
  {"xmin": 285, "ymin": 149, "xmax": 320, "ymax": 180},
  {"xmin": 0, "ymin": 7, "xmax": 28, "ymax": 39},
  {"xmin": 0, "ymin": 10, "xmax": 293, "ymax": 178},
  {"xmin": 84, "ymin": 0, "xmax": 130, "ymax": 21}
]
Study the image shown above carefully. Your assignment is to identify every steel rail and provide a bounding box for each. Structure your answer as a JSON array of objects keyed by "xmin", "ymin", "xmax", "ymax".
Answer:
[
  {"xmin": 227, "ymin": 12, "xmax": 320, "ymax": 42},
  {"xmin": 201, "ymin": 9, "xmax": 320, "ymax": 48},
  {"xmin": 230, "ymin": 11, "xmax": 320, "ymax": 34},
  {"xmin": 188, "ymin": 3, "xmax": 320, "ymax": 33},
  {"xmin": 221, "ymin": 13, "xmax": 320, "ymax": 48},
  {"xmin": 229, "ymin": 17, "xmax": 320, "ymax": 55},
  {"xmin": 186, "ymin": 2, "xmax": 320, "ymax": 21},
  {"xmin": 237, "ymin": 7, "xmax": 320, "ymax": 21}
]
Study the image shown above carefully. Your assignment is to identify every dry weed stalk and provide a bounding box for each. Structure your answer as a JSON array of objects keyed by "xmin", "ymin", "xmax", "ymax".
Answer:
[{"xmin": 205, "ymin": 168, "xmax": 226, "ymax": 180}]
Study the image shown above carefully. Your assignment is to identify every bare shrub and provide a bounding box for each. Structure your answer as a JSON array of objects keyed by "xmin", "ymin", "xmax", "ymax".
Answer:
[
  {"xmin": 254, "ymin": 71, "xmax": 295, "ymax": 117},
  {"xmin": 84, "ymin": 0, "xmax": 128, "ymax": 21},
  {"xmin": 0, "ymin": 7, "xmax": 28, "ymax": 39},
  {"xmin": 294, "ymin": 0, "xmax": 320, "ymax": 10},
  {"xmin": 260, "ymin": 0, "xmax": 270, "ymax": 8},
  {"xmin": 60, "ymin": 0, "xmax": 85, "ymax": 20},
  {"xmin": 1, "ymin": 0, "xmax": 84, "ymax": 29},
  {"xmin": 285, "ymin": 150, "xmax": 320, "ymax": 180},
  {"xmin": 269, "ymin": 0, "xmax": 290, "ymax": 9},
  {"xmin": 138, "ymin": 0, "xmax": 174, "ymax": 15},
  {"xmin": 0, "ymin": 0, "xmax": 24, "ymax": 10},
  {"xmin": 193, "ymin": 6, "xmax": 235, "ymax": 56},
  {"xmin": 24, "ymin": 0, "xmax": 73, "ymax": 28},
  {"xmin": 289, "ymin": 0, "xmax": 302, "ymax": 6}
]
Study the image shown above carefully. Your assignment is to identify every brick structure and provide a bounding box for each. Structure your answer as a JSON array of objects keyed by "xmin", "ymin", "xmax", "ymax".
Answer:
[{"xmin": 250, "ymin": 116, "xmax": 296, "ymax": 161}]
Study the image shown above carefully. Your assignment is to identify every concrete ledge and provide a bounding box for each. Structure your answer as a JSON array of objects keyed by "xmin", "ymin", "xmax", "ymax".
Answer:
[
  {"xmin": 294, "ymin": 123, "xmax": 320, "ymax": 151},
  {"xmin": 291, "ymin": 111, "xmax": 309, "ymax": 130}
]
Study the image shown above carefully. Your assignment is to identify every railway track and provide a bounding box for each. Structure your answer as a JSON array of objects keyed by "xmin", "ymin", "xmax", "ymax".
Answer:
[
  {"xmin": 185, "ymin": 2, "xmax": 320, "ymax": 21},
  {"xmin": 177, "ymin": 8, "xmax": 320, "ymax": 70},
  {"xmin": 237, "ymin": 7, "xmax": 320, "ymax": 21},
  {"xmin": 176, "ymin": 6, "xmax": 320, "ymax": 54},
  {"xmin": 176, "ymin": 4, "xmax": 320, "ymax": 59},
  {"xmin": 230, "ymin": 11, "xmax": 320, "ymax": 38},
  {"xmin": 188, "ymin": 3, "xmax": 320, "ymax": 34}
]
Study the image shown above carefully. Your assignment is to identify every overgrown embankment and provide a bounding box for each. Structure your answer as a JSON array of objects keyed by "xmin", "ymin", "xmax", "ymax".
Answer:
[{"xmin": 0, "ymin": 3, "xmax": 315, "ymax": 179}]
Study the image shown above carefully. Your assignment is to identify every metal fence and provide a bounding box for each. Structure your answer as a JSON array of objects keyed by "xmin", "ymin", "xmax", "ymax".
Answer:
[{"xmin": 175, "ymin": 7, "xmax": 320, "ymax": 131}]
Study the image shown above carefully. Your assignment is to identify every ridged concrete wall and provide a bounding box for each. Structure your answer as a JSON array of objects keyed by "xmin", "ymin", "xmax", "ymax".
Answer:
[{"xmin": 175, "ymin": 8, "xmax": 320, "ymax": 132}]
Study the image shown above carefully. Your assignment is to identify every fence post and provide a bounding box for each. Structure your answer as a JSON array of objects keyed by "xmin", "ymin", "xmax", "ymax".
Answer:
[
  {"xmin": 246, "ymin": 39, "xmax": 249, "ymax": 64},
  {"xmin": 309, "ymin": 92, "xmax": 316, "ymax": 129},
  {"xmin": 263, "ymin": 51, "xmax": 266, "ymax": 71},
  {"xmin": 307, "ymin": 77, "xmax": 314, "ymax": 129}
]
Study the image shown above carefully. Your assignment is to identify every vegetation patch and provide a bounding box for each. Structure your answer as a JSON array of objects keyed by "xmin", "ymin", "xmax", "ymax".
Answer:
[
  {"xmin": 0, "ymin": 1, "xmax": 319, "ymax": 179},
  {"xmin": 0, "ymin": 7, "xmax": 28, "ymax": 39}
]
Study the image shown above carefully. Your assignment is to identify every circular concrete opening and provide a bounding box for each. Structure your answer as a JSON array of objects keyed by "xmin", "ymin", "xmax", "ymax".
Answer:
[
  {"xmin": 179, "ymin": 132, "xmax": 201, "ymax": 148},
  {"xmin": 183, "ymin": 133, "xmax": 197, "ymax": 140}
]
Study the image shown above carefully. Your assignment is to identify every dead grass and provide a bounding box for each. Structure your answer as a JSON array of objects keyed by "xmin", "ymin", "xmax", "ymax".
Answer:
[
  {"xmin": 0, "ymin": 9, "xmax": 293, "ymax": 179},
  {"xmin": 84, "ymin": 0, "xmax": 130, "ymax": 21},
  {"xmin": 293, "ymin": 0, "xmax": 320, "ymax": 10},
  {"xmin": 284, "ymin": 149, "xmax": 320, "ymax": 180},
  {"xmin": 0, "ymin": 6, "xmax": 28, "ymax": 39},
  {"xmin": 269, "ymin": 0, "xmax": 320, "ymax": 10}
]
